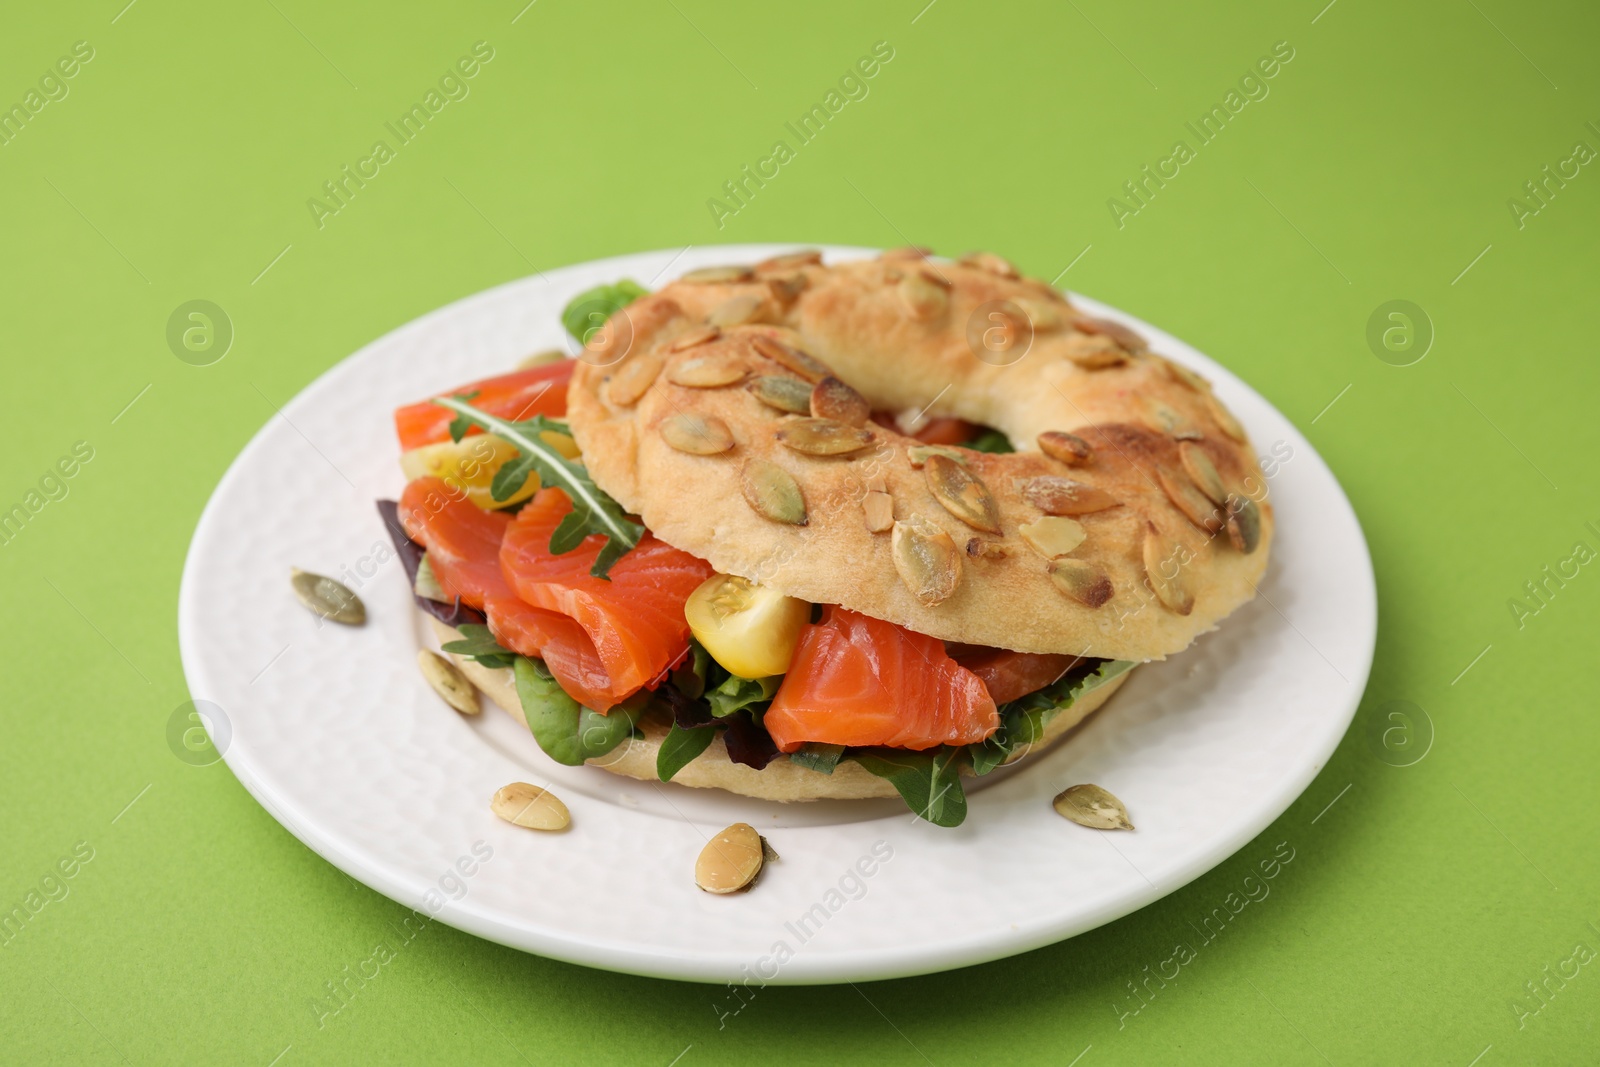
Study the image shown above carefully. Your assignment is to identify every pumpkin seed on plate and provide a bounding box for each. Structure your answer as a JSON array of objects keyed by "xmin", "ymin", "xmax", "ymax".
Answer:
[
  {"xmin": 490, "ymin": 782, "xmax": 571, "ymax": 831},
  {"xmin": 290, "ymin": 568, "xmax": 365, "ymax": 626},
  {"xmin": 1053, "ymin": 784, "xmax": 1134, "ymax": 830},
  {"xmin": 417, "ymin": 650, "xmax": 480, "ymax": 715},
  {"xmin": 695, "ymin": 822, "xmax": 769, "ymax": 893},
  {"xmin": 740, "ymin": 460, "xmax": 807, "ymax": 525}
]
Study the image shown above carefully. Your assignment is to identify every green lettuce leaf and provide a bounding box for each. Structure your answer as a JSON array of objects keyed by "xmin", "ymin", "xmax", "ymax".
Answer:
[
  {"xmin": 705, "ymin": 673, "xmax": 781, "ymax": 719},
  {"xmin": 561, "ymin": 280, "xmax": 648, "ymax": 345},
  {"xmin": 443, "ymin": 389, "xmax": 481, "ymax": 443},
  {"xmin": 970, "ymin": 659, "xmax": 1137, "ymax": 775},
  {"xmin": 439, "ymin": 624, "xmax": 516, "ymax": 670},
  {"xmin": 514, "ymin": 657, "xmax": 645, "ymax": 765},
  {"xmin": 852, "ymin": 746, "xmax": 968, "ymax": 827}
]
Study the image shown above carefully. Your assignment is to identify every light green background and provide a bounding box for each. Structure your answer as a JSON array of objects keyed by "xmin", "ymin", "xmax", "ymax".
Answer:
[{"xmin": 3, "ymin": 0, "xmax": 1597, "ymax": 1063}]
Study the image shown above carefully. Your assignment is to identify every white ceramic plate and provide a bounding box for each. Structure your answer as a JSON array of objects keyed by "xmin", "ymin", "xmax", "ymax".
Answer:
[{"xmin": 178, "ymin": 244, "xmax": 1375, "ymax": 984}]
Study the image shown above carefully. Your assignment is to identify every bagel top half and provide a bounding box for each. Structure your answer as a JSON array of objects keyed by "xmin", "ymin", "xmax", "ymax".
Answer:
[{"xmin": 565, "ymin": 249, "xmax": 1273, "ymax": 663}]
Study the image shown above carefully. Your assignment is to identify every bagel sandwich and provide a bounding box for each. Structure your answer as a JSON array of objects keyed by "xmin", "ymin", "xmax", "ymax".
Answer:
[{"xmin": 381, "ymin": 248, "xmax": 1272, "ymax": 826}]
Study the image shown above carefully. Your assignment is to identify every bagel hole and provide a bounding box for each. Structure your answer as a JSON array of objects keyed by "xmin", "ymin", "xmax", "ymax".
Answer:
[{"xmin": 867, "ymin": 412, "xmax": 1015, "ymax": 453}]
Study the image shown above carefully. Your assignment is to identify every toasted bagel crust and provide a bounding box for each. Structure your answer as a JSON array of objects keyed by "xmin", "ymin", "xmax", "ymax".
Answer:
[
  {"xmin": 430, "ymin": 617, "xmax": 1132, "ymax": 801},
  {"xmin": 566, "ymin": 251, "xmax": 1273, "ymax": 661}
]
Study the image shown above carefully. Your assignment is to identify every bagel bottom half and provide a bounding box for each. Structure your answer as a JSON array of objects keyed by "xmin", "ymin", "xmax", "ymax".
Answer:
[{"xmin": 429, "ymin": 617, "xmax": 1133, "ymax": 803}]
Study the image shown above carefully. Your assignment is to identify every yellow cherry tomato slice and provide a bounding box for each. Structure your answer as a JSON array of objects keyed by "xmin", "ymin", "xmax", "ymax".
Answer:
[
  {"xmin": 685, "ymin": 574, "xmax": 809, "ymax": 679},
  {"xmin": 399, "ymin": 431, "xmax": 579, "ymax": 510}
]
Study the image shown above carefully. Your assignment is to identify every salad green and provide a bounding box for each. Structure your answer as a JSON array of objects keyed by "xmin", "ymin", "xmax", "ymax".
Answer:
[
  {"xmin": 430, "ymin": 399, "xmax": 642, "ymax": 579},
  {"xmin": 514, "ymin": 656, "xmax": 645, "ymax": 765},
  {"xmin": 439, "ymin": 624, "xmax": 516, "ymax": 670},
  {"xmin": 561, "ymin": 279, "xmax": 648, "ymax": 345}
]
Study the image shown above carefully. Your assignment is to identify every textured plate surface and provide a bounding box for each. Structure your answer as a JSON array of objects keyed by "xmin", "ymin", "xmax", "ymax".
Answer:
[{"xmin": 177, "ymin": 244, "xmax": 1376, "ymax": 984}]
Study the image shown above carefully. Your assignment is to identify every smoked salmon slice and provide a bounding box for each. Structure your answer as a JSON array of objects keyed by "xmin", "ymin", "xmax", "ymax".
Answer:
[
  {"xmin": 397, "ymin": 478, "xmax": 510, "ymax": 607},
  {"xmin": 500, "ymin": 488, "xmax": 714, "ymax": 704},
  {"xmin": 765, "ymin": 607, "xmax": 999, "ymax": 752},
  {"xmin": 394, "ymin": 361, "xmax": 573, "ymax": 451},
  {"xmin": 396, "ymin": 477, "xmax": 618, "ymax": 710},
  {"xmin": 948, "ymin": 647, "xmax": 1079, "ymax": 705}
]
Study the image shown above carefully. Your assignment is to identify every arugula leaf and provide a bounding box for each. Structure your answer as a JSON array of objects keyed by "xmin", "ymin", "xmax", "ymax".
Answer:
[
  {"xmin": 968, "ymin": 428, "xmax": 1015, "ymax": 454},
  {"xmin": 440, "ymin": 624, "xmax": 516, "ymax": 670},
  {"xmin": 789, "ymin": 743, "xmax": 845, "ymax": 775},
  {"xmin": 970, "ymin": 658, "xmax": 1137, "ymax": 775},
  {"xmin": 1074, "ymin": 657, "xmax": 1137, "ymax": 693},
  {"xmin": 852, "ymin": 746, "xmax": 969, "ymax": 827},
  {"xmin": 705, "ymin": 674, "xmax": 781, "ymax": 719},
  {"xmin": 513, "ymin": 657, "xmax": 645, "ymax": 765},
  {"xmin": 430, "ymin": 398, "xmax": 644, "ymax": 579},
  {"xmin": 444, "ymin": 390, "xmax": 482, "ymax": 444},
  {"xmin": 657, "ymin": 722, "xmax": 717, "ymax": 781},
  {"xmin": 562, "ymin": 280, "xmax": 648, "ymax": 345}
]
